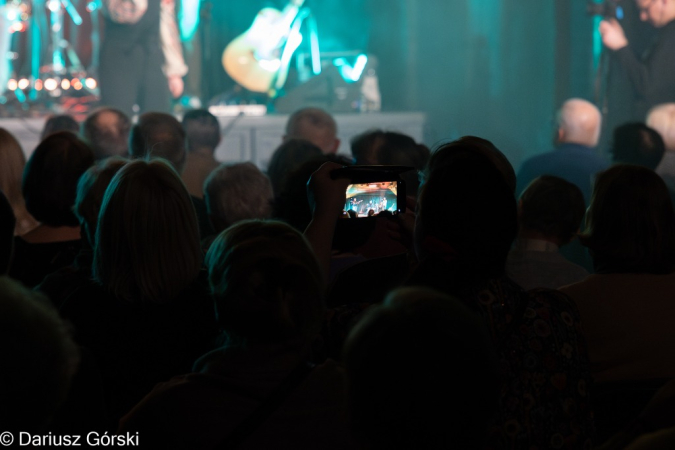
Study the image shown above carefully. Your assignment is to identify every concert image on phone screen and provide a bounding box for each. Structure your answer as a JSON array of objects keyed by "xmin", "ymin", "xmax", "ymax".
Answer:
[{"xmin": 344, "ymin": 181, "xmax": 398, "ymax": 217}]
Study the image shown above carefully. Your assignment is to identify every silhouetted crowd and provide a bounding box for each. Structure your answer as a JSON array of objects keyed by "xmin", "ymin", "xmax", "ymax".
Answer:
[{"xmin": 2, "ymin": 101, "xmax": 675, "ymax": 449}]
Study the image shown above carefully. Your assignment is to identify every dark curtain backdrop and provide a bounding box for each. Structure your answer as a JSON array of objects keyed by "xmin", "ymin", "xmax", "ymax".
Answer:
[{"xmin": 201, "ymin": 0, "xmax": 619, "ymax": 169}]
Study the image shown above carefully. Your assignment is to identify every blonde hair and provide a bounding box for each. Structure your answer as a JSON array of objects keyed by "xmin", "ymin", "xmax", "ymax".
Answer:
[
  {"xmin": 647, "ymin": 103, "xmax": 675, "ymax": 151},
  {"xmin": 94, "ymin": 159, "xmax": 202, "ymax": 304},
  {"xmin": 0, "ymin": 128, "xmax": 37, "ymax": 234}
]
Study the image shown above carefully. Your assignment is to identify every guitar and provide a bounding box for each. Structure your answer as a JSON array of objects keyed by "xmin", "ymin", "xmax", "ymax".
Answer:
[{"xmin": 222, "ymin": 0, "xmax": 305, "ymax": 95}]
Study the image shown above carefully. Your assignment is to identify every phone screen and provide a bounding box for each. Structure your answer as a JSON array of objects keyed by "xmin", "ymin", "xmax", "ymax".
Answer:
[{"xmin": 344, "ymin": 181, "xmax": 399, "ymax": 217}]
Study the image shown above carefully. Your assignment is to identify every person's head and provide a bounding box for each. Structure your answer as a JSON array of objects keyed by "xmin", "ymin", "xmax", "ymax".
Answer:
[
  {"xmin": 284, "ymin": 107, "xmax": 340, "ymax": 154},
  {"xmin": 0, "ymin": 191, "xmax": 15, "ymax": 274},
  {"xmin": 351, "ymin": 130, "xmax": 430, "ymax": 196},
  {"xmin": 74, "ymin": 157, "xmax": 128, "ymax": 247},
  {"xmin": 204, "ymin": 162, "xmax": 274, "ymax": 233},
  {"xmin": 267, "ymin": 138, "xmax": 324, "ymax": 195},
  {"xmin": 556, "ymin": 98, "xmax": 602, "ymax": 148},
  {"xmin": 423, "ymin": 136, "xmax": 517, "ymax": 193},
  {"xmin": 417, "ymin": 146, "xmax": 517, "ymax": 278},
  {"xmin": 182, "ymin": 109, "xmax": 221, "ymax": 154},
  {"xmin": 344, "ymin": 287, "xmax": 500, "ymax": 450},
  {"xmin": 611, "ymin": 122, "xmax": 666, "ymax": 169},
  {"xmin": 41, "ymin": 114, "xmax": 79, "ymax": 140},
  {"xmin": 646, "ymin": 103, "xmax": 675, "ymax": 151},
  {"xmin": 0, "ymin": 276, "xmax": 79, "ymax": 432},
  {"xmin": 581, "ymin": 164, "xmax": 675, "ymax": 273},
  {"xmin": 129, "ymin": 112, "xmax": 187, "ymax": 173},
  {"xmin": 636, "ymin": 0, "xmax": 675, "ymax": 27},
  {"xmin": 82, "ymin": 107, "xmax": 132, "ymax": 160},
  {"xmin": 94, "ymin": 159, "xmax": 202, "ymax": 303},
  {"xmin": 205, "ymin": 220, "xmax": 325, "ymax": 345},
  {"xmin": 0, "ymin": 128, "xmax": 26, "ymax": 210},
  {"xmin": 519, "ymin": 176, "xmax": 586, "ymax": 246},
  {"xmin": 23, "ymin": 131, "xmax": 94, "ymax": 227}
]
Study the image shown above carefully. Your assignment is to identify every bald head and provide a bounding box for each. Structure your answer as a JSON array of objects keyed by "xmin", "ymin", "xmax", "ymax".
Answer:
[
  {"xmin": 647, "ymin": 103, "xmax": 675, "ymax": 151},
  {"xmin": 557, "ymin": 99, "xmax": 602, "ymax": 148},
  {"xmin": 284, "ymin": 107, "xmax": 340, "ymax": 154}
]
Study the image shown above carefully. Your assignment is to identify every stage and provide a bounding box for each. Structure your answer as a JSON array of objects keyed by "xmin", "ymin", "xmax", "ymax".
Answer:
[{"xmin": 4, "ymin": 111, "xmax": 426, "ymax": 169}]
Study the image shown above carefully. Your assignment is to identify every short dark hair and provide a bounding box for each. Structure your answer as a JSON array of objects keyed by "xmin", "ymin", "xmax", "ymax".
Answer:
[
  {"xmin": 0, "ymin": 276, "xmax": 78, "ymax": 432},
  {"xmin": 611, "ymin": 122, "xmax": 666, "ymax": 170},
  {"xmin": 344, "ymin": 287, "xmax": 499, "ymax": 449},
  {"xmin": 74, "ymin": 157, "xmax": 128, "ymax": 247},
  {"xmin": 82, "ymin": 108, "xmax": 132, "ymax": 160},
  {"xmin": 267, "ymin": 139, "xmax": 323, "ymax": 194},
  {"xmin": 205, "ymin": 220, "xmax": 325, "ymax": 344},
  {"xmin": 351, "ymin": 130, "xmax": 430, "ymax": 196},
  {"xmin": 519, "ymin": 175, "xmax": 586, "ymax": 244},
  {"xmin": 418, "ymin": 148, "xmax": 517, "ymax": 277},
  {"xmin": 129, "ymin": 112, "xmax": 187, "ymax": 173},
  {"xmin": 425, "ymin": 137, "xmax": 516, "ymax": 193},
  {"xmin": 23, "ymin": 131, "xmax": 94, "ymax": 227},
  {"xmin": 41, "ymin": 114, "xmax": 79, "ymax": 140},
  {"xmin": 182, "ymin": 109, "xmax": 221, "ymax": 152},
  {"xmin": 581, "ymin": 164, "xmax": 675, "ymax": 273}
]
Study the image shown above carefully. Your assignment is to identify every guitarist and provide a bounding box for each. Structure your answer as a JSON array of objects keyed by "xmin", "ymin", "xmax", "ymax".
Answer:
[{"xmin": 100, "ymin": 0, "xmax": 188, "ymax": 116}]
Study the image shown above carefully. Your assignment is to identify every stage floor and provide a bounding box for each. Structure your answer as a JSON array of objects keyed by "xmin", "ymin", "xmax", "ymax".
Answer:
[{"xmin": 2, "ymin": 111, "xmax": 426, "ymax": 168}]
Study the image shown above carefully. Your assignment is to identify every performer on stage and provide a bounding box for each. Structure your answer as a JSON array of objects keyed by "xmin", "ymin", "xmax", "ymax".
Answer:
[
  {"xmin": 100, "ymin": 0, "xmax": 188, "ymax": 116},
  {"xmin": 600, "ymin": 0, "xmax": 675, "ymax": 119}
]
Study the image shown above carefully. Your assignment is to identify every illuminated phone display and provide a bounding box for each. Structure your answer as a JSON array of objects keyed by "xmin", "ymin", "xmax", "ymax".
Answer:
[{"xmin": 344, "ymin": 181, "xmax": 399, "ymax": 217}]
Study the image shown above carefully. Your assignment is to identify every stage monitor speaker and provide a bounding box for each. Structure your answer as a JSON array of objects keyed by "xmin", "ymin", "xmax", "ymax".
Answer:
[{"xmin": 274, "ymin": 65, "xmax": 361, "ymax": 114}]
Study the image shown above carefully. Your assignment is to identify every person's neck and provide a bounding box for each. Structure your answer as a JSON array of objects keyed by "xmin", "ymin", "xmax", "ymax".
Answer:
[
  {"xmin": 22, "ymin": 224, "xmax": 81, "ymax": 244},
  {"xmin": 189, "ymin": 146, "xmax": 216, "ymax": 158},
  {"xmin": 559, "ymin": 140, "xmax": 593, "ymax": 148},
  {"xmin": 517, "ymin": 230, "xmax": 564, "ymax": 248}
]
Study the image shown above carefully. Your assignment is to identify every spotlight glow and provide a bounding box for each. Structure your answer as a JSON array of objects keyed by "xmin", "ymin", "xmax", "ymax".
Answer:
[
  {"xmin": 61, "ymin": 79, "xmax": 71, "ymax": 90},
  {"xmin": 7, "ymin": 79, "xmax": 17, "ymax": 91},
  {"xmin": 44, "ymin": 78, "xmax": 58, "ymax": 91},
  {"xmin": 85, "ymin": 78, "xmax": 97, "ymax": 89},
  {"xmin": 35, "ymin": 79, "xmax": 43, "ymax": 91},
  {"xmin": 17, "ymin": 78, "xmax": 29, "ymax": 90}
]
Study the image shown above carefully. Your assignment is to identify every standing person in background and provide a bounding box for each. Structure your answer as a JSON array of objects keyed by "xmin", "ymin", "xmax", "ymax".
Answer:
[
  {"xmin": 100, "ymin": 0, "xmax": 188, "ymax": 116},
  {"xmin": 599, "ymin": 0, "xmax": 675, "ymax": 119}
]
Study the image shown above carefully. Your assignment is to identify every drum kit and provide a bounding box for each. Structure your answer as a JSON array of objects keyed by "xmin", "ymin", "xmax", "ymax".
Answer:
[{"xmin": 0, "ymin": 0, "xmax": 100, "ymax": 105}]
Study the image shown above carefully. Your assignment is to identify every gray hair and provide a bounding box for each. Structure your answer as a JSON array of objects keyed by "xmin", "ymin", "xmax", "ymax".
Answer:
[{"xmin": 204, "ymin": 162, "xmax": 274, "ymax": 231}]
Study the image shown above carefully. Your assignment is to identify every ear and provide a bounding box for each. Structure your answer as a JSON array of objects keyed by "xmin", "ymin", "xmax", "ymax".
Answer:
[
  {"xmin": 331, "ymin": 138, "xmax": 341, "ymax": 154},
  {"xmin": 557, "ymin": 128, "xmax": 565, "ymax": 143}
]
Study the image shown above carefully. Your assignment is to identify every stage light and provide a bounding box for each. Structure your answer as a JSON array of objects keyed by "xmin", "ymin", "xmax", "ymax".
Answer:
[
  {"xmin": 73, "ymin": 80, "xmax": 83, "ymax": 90},
  {"xmin": 44, "ymin": 78, "xmax": 58, "ymax": 91},
  {"xmin": 47, "ymin": 0, "xmax": 60, "ymax": 12},
  {"xmin": 17, "ymin": 78, "xmax": 29, "ymax": 90},
  {"xmin": 351, "ymin": 54, "xmax": 368, "ymax": 81},
  {"xmin": 61, "ymin": 79, "xmax": 71, "ymax": 90},
  {"xmin": 85, "ymin": 78, "xmax": 97, "ymax": 89},
  {"xmin": 35, "ymin": 80, "xmax": 43, "ymax": 91},
  {"xmin": 7, "ymin": 79, "xmax": 17, "ymax": 91},
  {"xmin": 334, "ymin": 54, "xmax": 369, "ymax": 83}
]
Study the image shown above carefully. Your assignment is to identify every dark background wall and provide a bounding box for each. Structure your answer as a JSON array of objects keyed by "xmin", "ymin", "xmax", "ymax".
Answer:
[{"xmin": 197, "ymin": 0, "xmax": 654, "ymax": 170}]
